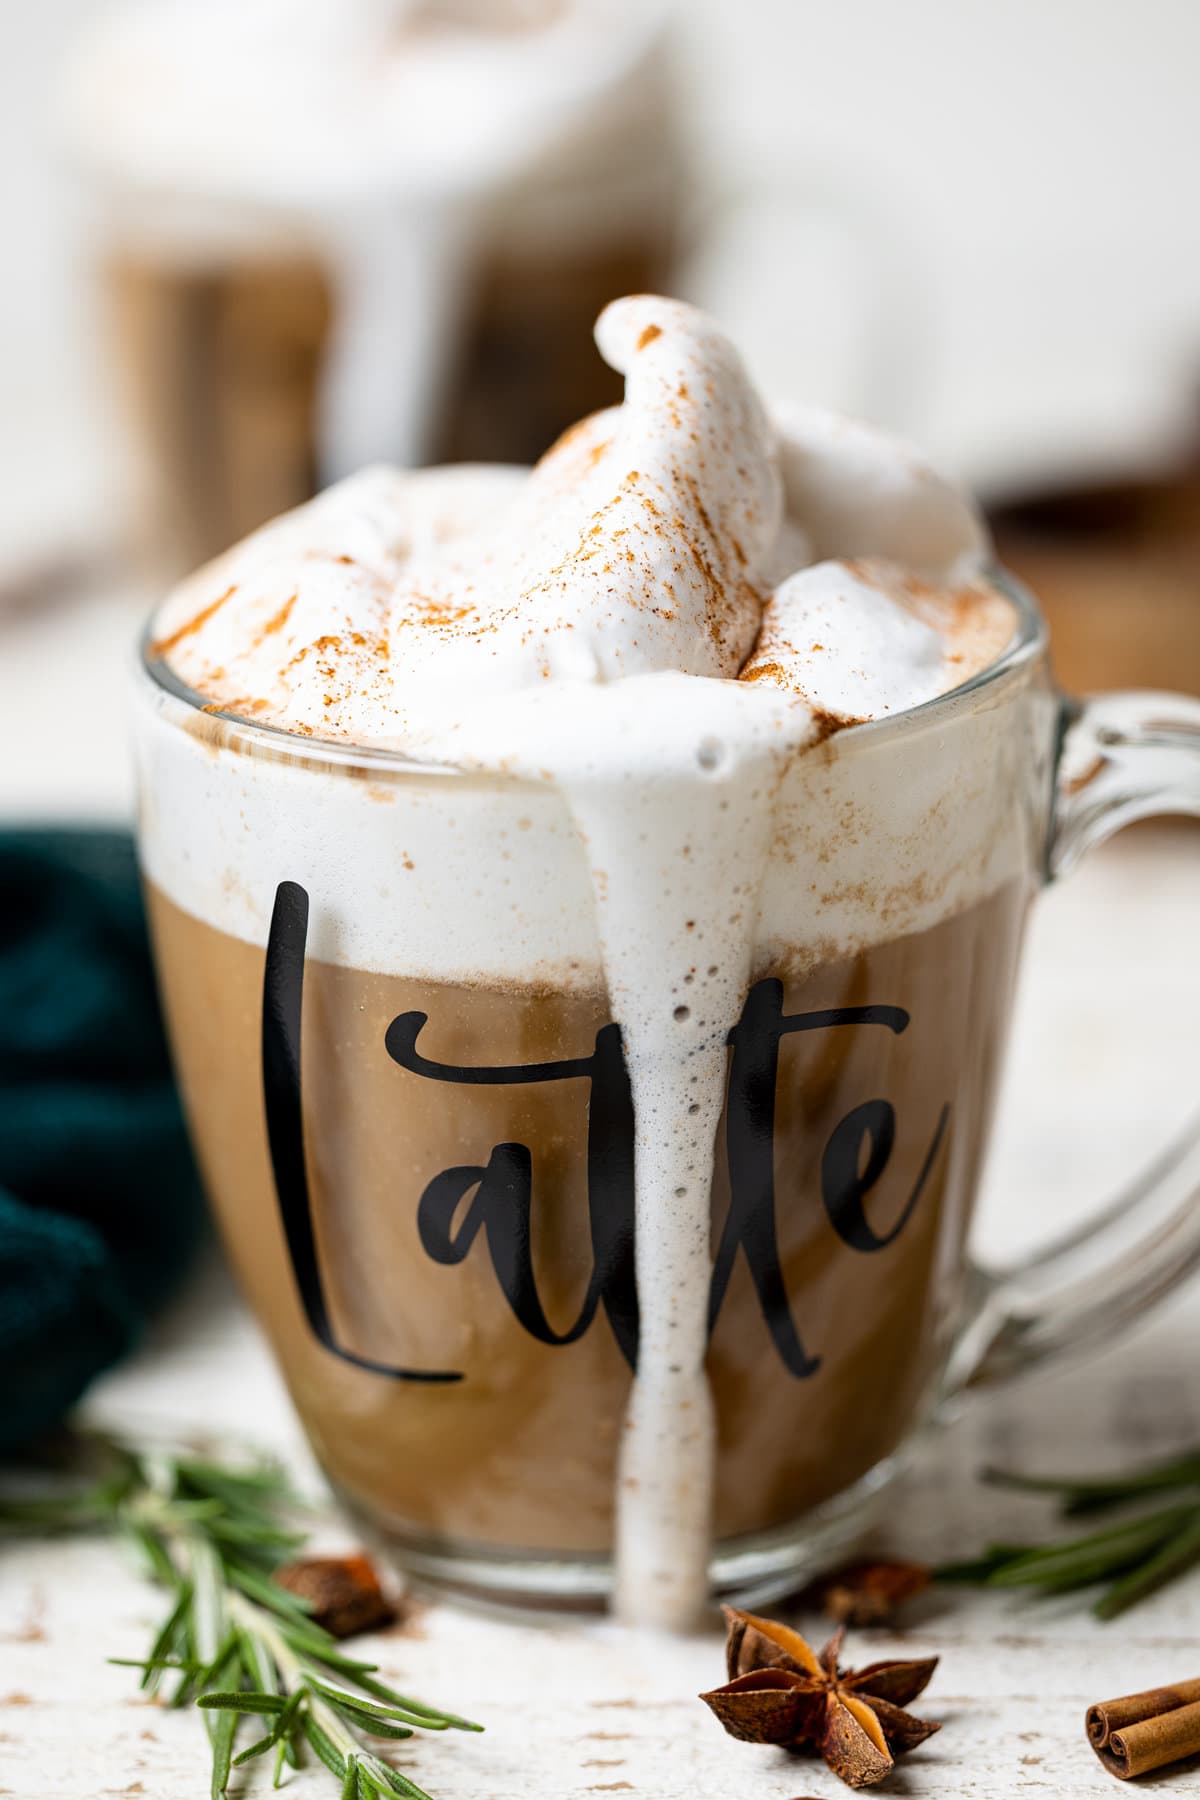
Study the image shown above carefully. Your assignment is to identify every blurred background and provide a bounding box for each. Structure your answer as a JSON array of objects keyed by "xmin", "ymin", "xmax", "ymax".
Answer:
[{"xmin": 3, "ymin": 0, "xmax": 1200, "ymax": 822}]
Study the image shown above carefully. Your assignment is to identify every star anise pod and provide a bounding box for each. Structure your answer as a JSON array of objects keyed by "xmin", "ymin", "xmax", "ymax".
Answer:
[
  {"xmin": 800, "ymin": 1558, "xmax": 931, "ymax": 1627},
  {"xmin": 700, "ymin": 1607, "xmax": 941, "ymax": 1789},
  {"xmin": 274, "ymin": 1552, "xmax": 398, "ymax": 1638}
]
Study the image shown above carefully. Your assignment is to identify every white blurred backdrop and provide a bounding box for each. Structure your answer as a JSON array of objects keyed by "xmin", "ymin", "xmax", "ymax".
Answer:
[{"xmin": 3, "ymin": 0, "xmax": 1200, "ymax": 557}]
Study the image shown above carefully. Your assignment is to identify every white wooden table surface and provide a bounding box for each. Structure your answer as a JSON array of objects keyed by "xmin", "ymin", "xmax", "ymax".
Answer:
[{"xmin": 1, "ymin": 584, "xmax": 1199, "ymax": 1798}]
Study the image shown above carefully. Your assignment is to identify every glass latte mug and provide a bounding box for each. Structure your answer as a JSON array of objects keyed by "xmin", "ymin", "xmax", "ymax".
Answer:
[{"xmin": 133, "ymin": 583, "xmax": 1200, "ymax": 1608}]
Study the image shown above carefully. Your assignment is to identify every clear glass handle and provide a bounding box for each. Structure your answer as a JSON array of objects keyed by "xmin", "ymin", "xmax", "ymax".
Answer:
[{"xmin": 946, "ymin": 690, "xmax": 1200, "ymax": 1394}]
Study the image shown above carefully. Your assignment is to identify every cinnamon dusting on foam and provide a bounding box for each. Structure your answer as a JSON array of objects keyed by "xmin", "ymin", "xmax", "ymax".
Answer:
[
  {"xmin": 151, "ymin": 302, "xmax": 1007, "ymax": 743},
  {"xmin": 150, "ymin": 584, "xmax": 237, "ymax": 660},
  {"xmin": 741, "ymin": 556, "xmax": 1014, "ymax": 721},
  {"xmin": 145, "ymin": 297, "xmax": 1017, "ymax": 1632},
  {"xmin": 251, "ymin": 591, "xmax": 298, "ymax": 649}
]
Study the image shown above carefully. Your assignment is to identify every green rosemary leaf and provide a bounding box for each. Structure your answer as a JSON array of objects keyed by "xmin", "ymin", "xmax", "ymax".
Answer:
[
  {"xmin": 139, "ymin": 1580, "xmax": 194, "ymax": 1691},
  {"xmin": 306, "ymin": 1673, "xmax": 447, "ymax": 1732},
  {"xmin": 122, "ymin": 1518, "xmax": 180, "ymax": 1588},
  {"xmin": 201, "ymin": 1497, "xmax": 300, "ymax": 1540},
  {"xmin": 267, "ymin": 1711, "xmax": 305, "ymax": 1784},
  {"xmin": 169, "ymin": 1497, "xmax": 228, "ymax": 1525},
  {"xmin": 175, "ymin": 1452, "xmax": 284, "ymax": 1484},
  {"xmin": 224, "ymin": 1559, "xmax": 315, "ymax": 1620},
  {"xmin": 208, "ymin": 1700, "xmax": 237, "ymax": 1800},
  {"xmin": 275, "ymin": 1607, "xmax": 352, "ymax": 1649},
  {"xmin": 236, "ymin": 1623, "xmax": 276, "ymax": 1695},
  {"xmin": 0, "ymin": 1495, "xmax": 106, "ymax": 1532},
  {"xmin": 1065, "ymin": 1479, "xmax": 1200, "ymax": 1518},
  {"xmin": 190, "ymin": 1534, "xmax": 227, "ymax": 1663},
  {"xmin": 354, "ymin": 1760, "xmax": 410, "ymax": 1800},
  {"xmin": 359, "ymin": 1755, "xmax": 438, "ymax": 1800},
  {"xmin": 166, "ymin": 1610, "xmax": 198, "ymax": 1709},
  {"xmin": 198, "ymin": 1691, "xmax": 289, "ymax": 1715},
  {"xmin": 276, "ymin": 1690, "xmax": 305, "ymax": 1734},
  {"xmin": 357, "ymin": 1770, "xmax": 409, "ymax": 1800},
  {"xmin": 1094, "ymin": 1508, "xmax": 1200, "ymax": 1619},
  {"xmin": 330, "ymin": 1703, "xmax": 416, "ymax": 1742},
  {"xmin": 232, "ymin": 1728, "xmax": 278, "ymax": 1768},
  {"xmin": 982, "ymin": 1548, "xmax": 1123, "ymax": 1588},
  {"xmin": 352, "ymin": 1671, "xmax": 483, "ymax": 1732},
  {"xmin": 108, "ymin": 1656, "xmax": 207, "ymax": 1674},
  {"xmin": 342, "ymin": 1758, "xmax": 362, "ymax": 1800},
  {"xmin": 982, "ymin": 1506, "xmax": 1193, "ymax": 1588},
  {"xmin": 170, "ymin": 1631, "xmax": 236, "ymax": 1710},
  {"xmin": 982, "ymin": 1465, "xmax": 1106, "ymax": 1499},
  {"xmin": 231, "ymin": 1690, "xmax": 306, "ymax": 1767},
  {"xmin": 237, "ymin": 1620, "xmax": 278, "ymax": 1699},
  {"xmin": 97, "ymin": 1463, "xmax": 143, "ymax": 1511},
  {"xmin": 176, "ymin": 1456, "xmax": 291, "ymax": 1499},
  {"xmin": 168, "ymin": 1674, "xmax": 197, "ymax": 1709},
  {"xmin": 938, "ymin": 1518, "xmax": 1165, "ymax": 1588},
  {"xmin": 935, "ymin": 1546, "xmax": 1032, "ymax": 1582},
  {"xmin": 1021, "ymin": 1563, "xmax": 1138, "ymax": 1598},
  {"xmin": 0, "ymin": 1448, "xmax": 139, "ymax": 1535},
  {"xmin": 303, "ymin": 1712, "xmax": 348, "ymax": 1779},
  {"xmin": 984, "ymin": 1447, "xmax": 1200, "ymax": 1515},
  {"xmin": 1004, "ymin": 1508, "xmax": 1192, "ymax": 1563},
  {"xmin": 208, "ymin": 1515, "xmax": 305, "ymax": 1552},
  {"xmin": 279, "ymin": 1620, "xmax": 381, "ymax": 1677},
  {"xmin": 241, "ymin": 1690, "xmax": 307, "ymax": 1767},
  {"xmin": 194, "ymin": 1633, "xmax": 241, "ymax": 1698}
]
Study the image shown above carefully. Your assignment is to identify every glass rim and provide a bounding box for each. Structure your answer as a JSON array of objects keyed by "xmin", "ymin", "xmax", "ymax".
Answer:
[{"xmin": 138, "ymin": 562, "xmax": 1049, "ymax": 777}]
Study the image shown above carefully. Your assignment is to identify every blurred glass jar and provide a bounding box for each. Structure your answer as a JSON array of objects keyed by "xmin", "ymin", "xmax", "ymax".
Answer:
[{"xmin": 58, "ymin": 0, "xmax": 685, "ymax": 577}]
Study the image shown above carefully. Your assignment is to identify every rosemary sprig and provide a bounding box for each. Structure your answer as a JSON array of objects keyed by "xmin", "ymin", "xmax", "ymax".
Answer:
[
  {"xmin": 937, "ymin": 1442, "xmax": 1200, "ymax": 1619},
  {"xmin": 0, "ymin": 1435, "xmax": 481, "ymax": 1797}
]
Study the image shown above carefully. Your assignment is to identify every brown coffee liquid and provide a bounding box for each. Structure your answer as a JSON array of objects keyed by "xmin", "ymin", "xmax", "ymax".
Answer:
[{"xmin": 146, "ymin": 879, "xmax": 1026, "ymax": 1556}]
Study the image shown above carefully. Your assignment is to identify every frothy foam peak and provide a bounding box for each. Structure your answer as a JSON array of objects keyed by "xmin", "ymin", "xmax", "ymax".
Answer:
[
  {"xmin": 741, "ymin": 557, "xmax": 1017, "ymax": 724},
  {"xmin": 388, "ymin": 296, "xmax": 779, "ymax": 712},
  {"xmin": 150, "ymin": 294, "xmax": 1014, "ymax": 747}
]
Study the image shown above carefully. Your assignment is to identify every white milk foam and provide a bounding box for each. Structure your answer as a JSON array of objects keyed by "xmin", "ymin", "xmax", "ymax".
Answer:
[{"xmin": 140, "ymin": 296, "xmax": 1019, "ymax": 1628}]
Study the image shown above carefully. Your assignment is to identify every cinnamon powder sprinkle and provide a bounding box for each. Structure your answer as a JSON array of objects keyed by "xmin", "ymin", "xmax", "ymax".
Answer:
[
  {"xmin": 149, "ymin": 585, "xmax": 237, "ymax": 659},
  {"xmin": 739, "ymin": 659, "xmax": 788, "ymax": 685},
  {"xmin": 250, "ymin": 591, "xmax": 298, "ymax": 650},
  {"xmin": 637, "ymin": 323, "xmax": 662, "ymax": 350}
]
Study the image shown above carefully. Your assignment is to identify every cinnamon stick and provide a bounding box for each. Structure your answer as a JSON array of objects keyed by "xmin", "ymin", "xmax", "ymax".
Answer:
[{"xmin": 1087, "ymin": 1678, "xmax": 1200, "ymax": 1779}]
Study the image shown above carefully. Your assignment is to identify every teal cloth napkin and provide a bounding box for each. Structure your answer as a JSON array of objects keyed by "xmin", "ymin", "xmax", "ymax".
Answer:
[{"xmin": 0, "ymin": 829, "xmax": 203, "ymax": 1450}]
